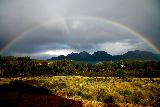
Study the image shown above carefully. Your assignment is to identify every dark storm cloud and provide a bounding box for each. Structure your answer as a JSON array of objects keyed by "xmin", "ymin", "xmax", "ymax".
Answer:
[
  {"xmin": 0, "ymin": 0, "xmax": 160, "ymax": 57},
  {"xmin": 3, "ymin": 17, "xmax": 142, "ymax": 55}
]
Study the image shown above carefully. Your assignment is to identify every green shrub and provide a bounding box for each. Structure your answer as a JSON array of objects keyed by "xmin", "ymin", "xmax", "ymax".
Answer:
[
  {"xmin": 74, "ymin": 90, "xmax": 83, "ymax": 96},
  {"xmin": 74, "ymin": 90, "xmax": 92, "ymax": 100},
  {"xmin": 120, "ymin": 90, "xmax": 132, "ymax": 97},
  {"xmin": 81, "ymin": 93, "xmax": 92, "ymax": 100},
  {"xmin": 116, "ymin": 69, "xmax": 125, "ymax": 78},
  {"xmin": 95, "ymin": 88, "xmax": 114, "ymax": 103}
]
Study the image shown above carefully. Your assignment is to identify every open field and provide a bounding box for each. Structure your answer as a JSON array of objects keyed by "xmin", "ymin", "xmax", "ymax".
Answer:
[{"xmin": 0, "ymin": 76, "xmax": 160, "ymax": 107}]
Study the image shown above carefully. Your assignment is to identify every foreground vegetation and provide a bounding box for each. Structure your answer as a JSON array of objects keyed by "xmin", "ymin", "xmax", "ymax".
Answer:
[
  {"xmin": 0, "ymin": 56, "xmax": 160, "ymax": 106},
  {"xmin": 0, "ymin": 56, "xmax": 160, "ymax": 78},
  {"xmin": 1, "ymin": 76, "xmax": 160, "ymax": 106}
]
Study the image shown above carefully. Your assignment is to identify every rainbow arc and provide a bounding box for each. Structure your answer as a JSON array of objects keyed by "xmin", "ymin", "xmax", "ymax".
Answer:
[{"xmin": 1, "ymin": 16, "xmax": 159, "ymax": 54}]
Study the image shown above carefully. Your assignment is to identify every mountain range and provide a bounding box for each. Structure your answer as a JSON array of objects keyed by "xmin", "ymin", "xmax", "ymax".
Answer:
[{"xmin": 49, "ymin": 50, "xmax": 160, "ymax": 61}]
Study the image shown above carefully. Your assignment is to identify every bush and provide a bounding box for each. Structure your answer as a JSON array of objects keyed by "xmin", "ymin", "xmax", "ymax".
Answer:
[
  {"xmin": 120, "ymin": 90, "xmax": 132, "ymax": 97},
  {"xmin": 116, "ymin": 69, "xmax": 125, "ymax": 78},
  {"xmin": 74, "ymin": 90, "xmax": 92, "ymax": 100},
  {"xmin": 74, "ymin": 90, "xmax": 83, "ymax": 96},
  {"xmin": 96, "ymin": 88, "xmax": 114, "ymax": 103}
]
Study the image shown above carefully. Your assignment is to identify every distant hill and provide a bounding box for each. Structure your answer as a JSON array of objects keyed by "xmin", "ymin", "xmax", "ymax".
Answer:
[{"xmin": 49, "ymin": 50, "xmax": 160, "ymax": 61}]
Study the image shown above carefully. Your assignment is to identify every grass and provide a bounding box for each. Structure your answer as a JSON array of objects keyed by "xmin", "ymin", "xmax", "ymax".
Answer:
[{"xmin": 0, "ymin": 76, "xmax": 160, "ymax": 106}]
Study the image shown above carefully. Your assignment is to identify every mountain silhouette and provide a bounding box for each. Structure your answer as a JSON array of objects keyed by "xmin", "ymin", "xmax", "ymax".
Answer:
[{"xmin": 49, "ymin": 50, "xmax": 160, "ymax": 61}]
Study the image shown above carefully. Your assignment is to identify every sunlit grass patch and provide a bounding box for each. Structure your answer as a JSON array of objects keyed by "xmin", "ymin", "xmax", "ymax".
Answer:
[{"xmin": 0, "ymin": 76, "xmax": 160, "ymax": 106}]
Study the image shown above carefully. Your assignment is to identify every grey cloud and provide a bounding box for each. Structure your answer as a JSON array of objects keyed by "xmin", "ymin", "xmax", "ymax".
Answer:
[
  {"xmin": 3, "ymin": 18, "xmax": 142, "ymax": 55},
  {"xmin": 0, "ymin": 0, "xmax": 160, "ymax": 57}
]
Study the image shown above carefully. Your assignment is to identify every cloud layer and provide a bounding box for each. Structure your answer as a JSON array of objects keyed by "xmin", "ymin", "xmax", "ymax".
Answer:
[{"xmin": 0, "ymin": 0, "xmax": 160, "ymax": 58}]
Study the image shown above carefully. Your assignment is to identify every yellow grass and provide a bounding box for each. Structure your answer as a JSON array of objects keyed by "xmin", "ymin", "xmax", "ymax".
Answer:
[{"xmin": 0, "ymin": 76, "xmax": 160, "ymax": 106}]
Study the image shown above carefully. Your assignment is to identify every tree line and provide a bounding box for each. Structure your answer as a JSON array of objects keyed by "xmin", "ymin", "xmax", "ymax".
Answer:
[{"xmin": 0, "ymin": 56, "xmax": 160, "ymax": 78}]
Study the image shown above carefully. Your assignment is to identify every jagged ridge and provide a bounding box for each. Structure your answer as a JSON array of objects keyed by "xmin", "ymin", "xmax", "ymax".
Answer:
[{"xmin": 49, "ymin": 50, "xmax": 160, "ymax": 61}]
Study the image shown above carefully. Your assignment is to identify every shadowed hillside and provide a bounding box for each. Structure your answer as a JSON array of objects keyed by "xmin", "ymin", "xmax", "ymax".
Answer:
[{"xmin": 0, "ymin": 80, "xmax": 82, "ymax": 107}]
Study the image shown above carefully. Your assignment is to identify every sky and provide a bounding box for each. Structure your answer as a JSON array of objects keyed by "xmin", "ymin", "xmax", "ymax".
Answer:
[{"xmin": 0, "ymin": 0, "xmax": 160, "ymax": 59}]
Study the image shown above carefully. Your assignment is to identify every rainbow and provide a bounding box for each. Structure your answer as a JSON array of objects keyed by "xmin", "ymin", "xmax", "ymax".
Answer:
[{"xmin": 1, "ymin": 16, "xmax": 160, "ymax": 54}]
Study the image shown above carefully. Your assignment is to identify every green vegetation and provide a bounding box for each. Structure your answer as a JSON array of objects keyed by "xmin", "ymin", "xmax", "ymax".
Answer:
[
  {"xmin": 0, "ymin": 56, "xmax": 160, "ymax": 106},
  {"xmin": 0, "ymin": 76, "xmax": 159, "ymax": 106},
  {"xmin": 116, "ymin": 69, "xmax": 125, "ymax": 78},
  {"xmin": 0, "ymin": 56, "xmax": 160, "ymax": 78}
]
